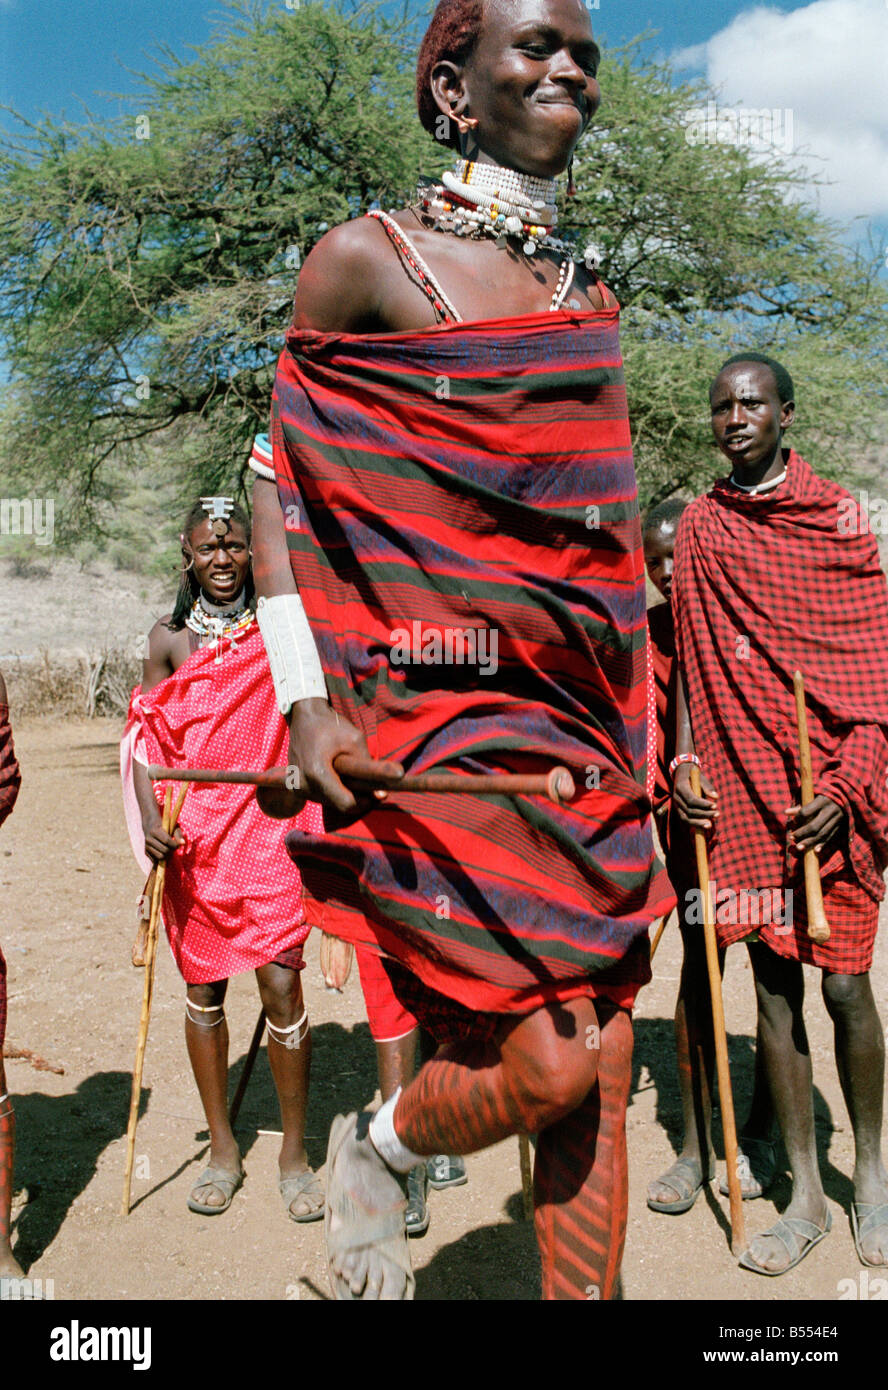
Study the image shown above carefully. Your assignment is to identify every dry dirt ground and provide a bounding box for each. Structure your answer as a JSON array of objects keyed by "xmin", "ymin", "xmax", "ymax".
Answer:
[
  {"xmin": 2, "ymin": 717, "xmax": 887, "ymax": 1305},
  {"xmin": 0, "ymin": 559, "xmax": 167, "ymax": 665}
]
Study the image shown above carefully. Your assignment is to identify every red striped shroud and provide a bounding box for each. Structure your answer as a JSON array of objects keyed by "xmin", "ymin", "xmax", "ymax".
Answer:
[
  {"xmin": 273, "ymin": 307, "xmax": 674, "ymax": 1013},
  {"xmin": 674, "ymin": 451, "xmax": 888, "ymax": 966}
]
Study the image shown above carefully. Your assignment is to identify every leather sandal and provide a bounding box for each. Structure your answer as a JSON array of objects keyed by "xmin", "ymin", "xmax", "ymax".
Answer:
[
  {"xmin": 718, "ymin": 1137, "xmax": 778, "ymax": 1200},
  {"xmin": 739, "ymin": 1210, "xmax": 832, "ymax": 1276},
  {"xmin": 647, "ymin": 1156, "xmax": 714, "ymax": 1214},
  {"xmin": 851, "ymin": 1201, "xmax": 888, "ymax": 1268},
  {"xmin": 324, "ymin": 1112, "xmax": 414, "ymax": 1300},
  {"xmin": 280, "ymin": 1169, "xmax": 325, "ymax": 1223},
  {"xmin": 187, "ymin": 1165, "xmax": 243, "ymax": 1215}
]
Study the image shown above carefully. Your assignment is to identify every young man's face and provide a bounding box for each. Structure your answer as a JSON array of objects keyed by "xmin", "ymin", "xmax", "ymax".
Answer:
[
  {"xmin": 459, "ymin": 0, "xmax": 601, "ymax": 178},
  {"xmin": 644, "ymin": 523, "xmax": 676, "ymax": 600},
  {"xmin": 709, "ymin": 363, "xmax": 794, "ymax": 473},
  {"xmin": 185, "ymin": 518, "xmax": 250, "ymax": 604}
]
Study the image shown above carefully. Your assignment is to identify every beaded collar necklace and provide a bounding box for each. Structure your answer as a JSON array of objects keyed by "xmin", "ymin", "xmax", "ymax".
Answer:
[
  {"xmin": 417, "ymin": 157, "xmax": 601, "ymax": 269},
  {"xmin": 186, "ymin": 589, "xmax": 255, "ymax": 661}
]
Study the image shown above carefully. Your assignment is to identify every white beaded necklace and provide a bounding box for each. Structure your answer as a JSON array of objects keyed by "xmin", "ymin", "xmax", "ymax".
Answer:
[
  {"xmin": 418, "ymin": 157, "xmax": 601, "ymax": 268},
  {"xmin": 186, "ymin": 589, "xmax": 254, "ymax": 662}
]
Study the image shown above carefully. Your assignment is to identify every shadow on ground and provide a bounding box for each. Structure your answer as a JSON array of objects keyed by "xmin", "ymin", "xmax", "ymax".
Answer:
[{"xmin": 12, "ymin": 1070, "xmax": 141, "ymax": 1269}]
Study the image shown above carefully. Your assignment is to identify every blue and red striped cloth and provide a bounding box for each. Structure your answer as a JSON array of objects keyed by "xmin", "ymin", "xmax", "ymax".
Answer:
[{"xmin": 273, "ymin": 305, "xmax": 673, "ymax": 1013}]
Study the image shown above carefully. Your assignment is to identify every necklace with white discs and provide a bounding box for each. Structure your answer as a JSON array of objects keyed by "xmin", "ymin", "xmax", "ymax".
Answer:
[
  {"xmin": 417, "ymin": 157, "xmax": 602, "ymax": 309},
  {"xmin": 186, "ymin": 590, "xmax": 254, "ymax": 661}
]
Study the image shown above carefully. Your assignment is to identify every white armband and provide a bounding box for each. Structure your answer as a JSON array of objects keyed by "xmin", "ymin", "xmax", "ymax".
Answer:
[
  {"xmin": 249, "ymin": 433, "xmax": 276, "ymax": 482},
  {"xmin": 257, "ymin": 594, "xmax": 328, "ymax": 714}
]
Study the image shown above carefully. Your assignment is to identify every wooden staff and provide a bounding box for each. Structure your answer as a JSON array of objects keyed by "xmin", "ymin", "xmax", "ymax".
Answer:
[
  {"xmin": 649, "ymin": 916, "xmax": 667, "ymax": 962},
  {"xmin": 518, "ymin": 1133, "xmax": 534, "ymax": 1220},
  {"xmin": 792, "ymin": 671, "xmax": 831, "ymax": 945},
  {"xmin": 131, "ymin": 867, "xmax": 156, "ymax": 967},
  {"xmin": 229, "ymin": 1008, "xmax": 267, "ymax": 1128},
  {"xmin": 121, "ymin": 781, "xmax": 189, "ymax": 1216},
  {"xmin": 689, "ymin": 765, "xmax": 746, "ymax": 1256},
  {"xmin": 147, "ymin": 757, "xmax": 576, "ymax": 805}
]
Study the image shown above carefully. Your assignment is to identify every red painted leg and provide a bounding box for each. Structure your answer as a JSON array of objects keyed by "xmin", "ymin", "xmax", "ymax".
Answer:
[
  {"xmin": 393, "ymin": 997, "xmax": 602, "ymax": 1155},
  {"xmin": 534, "ymin": 1004, "xmax": 633, "ymax": 1301}
]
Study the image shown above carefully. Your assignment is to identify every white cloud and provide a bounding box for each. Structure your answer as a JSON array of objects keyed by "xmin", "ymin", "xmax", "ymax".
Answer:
[{"xmin": 673, "ymin": 0, "xmax": 888, "ymax": 225}]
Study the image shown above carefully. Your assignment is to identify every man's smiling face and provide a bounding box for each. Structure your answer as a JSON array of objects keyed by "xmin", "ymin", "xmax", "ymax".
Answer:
[{"xmin": 461, "ymin": 0, "xmax": 601, "ymax": 178}]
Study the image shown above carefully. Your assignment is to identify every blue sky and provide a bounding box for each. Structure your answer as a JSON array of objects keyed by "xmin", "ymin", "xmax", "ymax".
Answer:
[
  {"xmin": 2, "ymin": 0, "xmax": 885, "ymax": 235},
  {"xmin": 0, "ymin": 0, "xmax": 805, "ymax": 125}
]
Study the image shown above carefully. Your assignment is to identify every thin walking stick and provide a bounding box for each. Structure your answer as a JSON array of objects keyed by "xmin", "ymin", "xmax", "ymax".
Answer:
[
  {"xmin": 518, "ymin": 1133, "xmax": 534, "ymax": 1219},
  {"xmin": 649, "ymin": 916, "xmax": 667, "ymax": 962},
  {"xmin": 131, "ymin": 866, "xmax": 156, "ymax": 967},
  {"xmin": 792, "ymin": 671, "xmax": 831, "ymax": 945},
  {"xmin": 229, "ymin": 1008, "xmax": 267, "ymax": 1128},
  {"xmin": 689, "ymin": 765, "xmax": 746, "ymax": 1256},
  {"xmin": 121, "ymin": 782, "xmax": 189, "ymax": 1216}
]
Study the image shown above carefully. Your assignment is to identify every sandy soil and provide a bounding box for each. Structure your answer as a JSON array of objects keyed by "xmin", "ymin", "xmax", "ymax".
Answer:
[{"xmin": 2, "ymin": 717, "xmax": 886, "ymax": 1303}]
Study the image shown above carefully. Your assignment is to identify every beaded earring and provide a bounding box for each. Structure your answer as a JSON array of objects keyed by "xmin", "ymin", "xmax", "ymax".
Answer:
[{"xmin": 567, "ymin": 157, "xmax": 577, "ymax": 198}]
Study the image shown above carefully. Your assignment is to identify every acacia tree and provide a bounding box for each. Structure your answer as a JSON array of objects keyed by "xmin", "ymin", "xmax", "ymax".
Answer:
[
  {"xmin": 0, "ymin": 1, "xmax": 428, "ymax": 538},
  {"xmin": 570, "ymin": 44, "xmax": 888, "ymax": 502},
  {"xmin": 0, "ymin": 2, "xmax": 884, "ymax": 544}
]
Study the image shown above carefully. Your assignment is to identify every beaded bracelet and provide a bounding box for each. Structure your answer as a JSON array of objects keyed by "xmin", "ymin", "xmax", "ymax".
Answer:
[{"xmin": 668, "ymin": 753, "xmax": 701, "ymax": 779}]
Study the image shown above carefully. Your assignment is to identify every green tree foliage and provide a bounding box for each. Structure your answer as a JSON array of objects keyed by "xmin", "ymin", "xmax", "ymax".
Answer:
[
  {"xmin": 568, "ymin": 44, "xmax": 887, "ymax": 504},
  {"xmin": 0, "ymin": 0, "xmax": 427, "ymax": 540},
  {"xmin": 0, "ymin": 2, "xmax": 884, "ymax": 545}
]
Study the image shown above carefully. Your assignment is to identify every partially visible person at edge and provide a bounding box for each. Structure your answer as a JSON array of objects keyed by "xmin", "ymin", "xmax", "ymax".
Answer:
[
  {"xmin": 672, "ymin": 353, "xmax": 888, "ymax": 1275},
  {"xmin": 0, "ymin": 667, "xmax": 22, "ymax": 1280},
  {"xmin": 251, "ymin": 0, "xmax": 673, "ymax": 1301},
  {"xmin": 120, "ymin": 497, "xmax": 325, "ymax": 1222},
  {"xmin": 643, "ymin": 500, "xmax": 775, "ymax": 1221}
]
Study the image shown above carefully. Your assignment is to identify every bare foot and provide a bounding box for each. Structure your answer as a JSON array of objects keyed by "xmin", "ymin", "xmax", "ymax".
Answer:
[{"xmin": 326, "ymin": 1112, "xmax": 413, "ymax": 1300}]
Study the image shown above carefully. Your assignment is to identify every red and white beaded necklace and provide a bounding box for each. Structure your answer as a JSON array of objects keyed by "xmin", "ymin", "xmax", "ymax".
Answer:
[{"xmin": 417, "ymin": 157, "xmax": 601, "ymax": 269}]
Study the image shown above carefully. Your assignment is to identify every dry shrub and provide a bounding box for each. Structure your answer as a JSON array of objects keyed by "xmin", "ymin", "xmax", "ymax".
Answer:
[{"xmin": 6, "ymin": 647, "xmax": 140, "ymax": 718}]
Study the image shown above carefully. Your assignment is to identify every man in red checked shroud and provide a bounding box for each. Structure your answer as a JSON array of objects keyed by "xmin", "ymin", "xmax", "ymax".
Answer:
[
  {"xmin": 672, "ymin": 353, "xmax": 888, "ymax": 1276},
  {"xmin": 252, "ymin": 0, "xmax": 672, "ymax": 1300}
]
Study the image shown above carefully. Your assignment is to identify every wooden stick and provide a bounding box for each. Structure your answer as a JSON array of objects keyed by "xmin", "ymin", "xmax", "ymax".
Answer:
[
  {"xmin": 792, "ymin": 671, "xmax": 831, "ymax": 945},
  {"xmin": 131, "ymin": 867, "xmax": 156, "ymax": 968},
  {"xmin": 649, "ymin": 916, "xmax": 667, "ymax": 962},
  {"xmin": 689, "ymin": 765, "xmax": 746, "ymax": 1256},
  {"xmin": 229, "ymin": 1008, "xmax": 267, "ymax": 1128},
  {"xmin": 518, "ymin": 1133, "xmax": 534, "ymax": 1220},
  {"xmin": 121, "ymin": 782, "xmax": 188, "ymax": 1216},
  {"xmin": 147, "ymin": 758, "xmax": 576, "ymax": 805}
]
